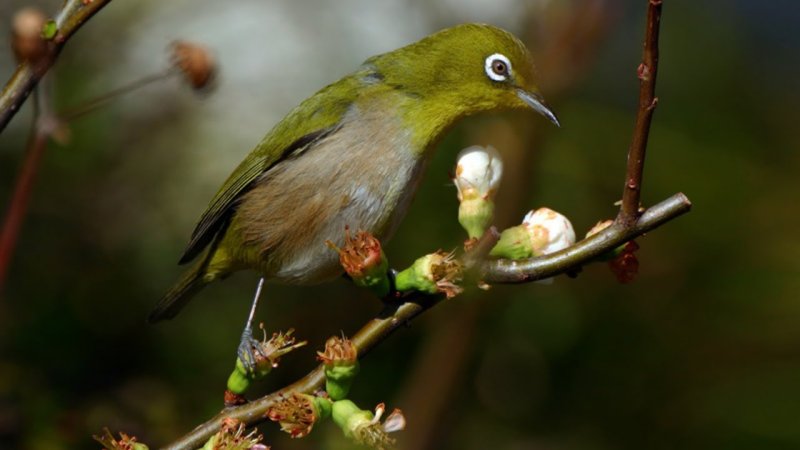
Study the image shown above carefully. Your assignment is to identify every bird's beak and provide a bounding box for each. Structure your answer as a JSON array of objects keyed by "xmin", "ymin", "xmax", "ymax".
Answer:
[{"xmin": 517, "ymin": 89, "xmax": 560, "ymax": 127}]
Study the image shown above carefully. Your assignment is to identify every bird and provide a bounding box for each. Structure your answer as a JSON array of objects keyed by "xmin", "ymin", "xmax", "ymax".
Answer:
[{"xmin": 149, "ymin": 23, "xmax": 558, "ymax": 365}]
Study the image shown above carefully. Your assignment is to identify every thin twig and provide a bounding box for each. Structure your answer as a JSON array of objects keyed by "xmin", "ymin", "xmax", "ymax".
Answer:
[
  {"xmin": 0, "ymin": 89, "xmax": 50, "ymax": 290},
  {"xmin": 58, "ymin": 69, "xmax": 177, "ymax": 122},
  {"xmin": 0, "ymin": 0, "xmax": 114, "ymax": 133},
  {"xmin": 618, "ymin": 0, "xmax": 662, "ymax": 225}
]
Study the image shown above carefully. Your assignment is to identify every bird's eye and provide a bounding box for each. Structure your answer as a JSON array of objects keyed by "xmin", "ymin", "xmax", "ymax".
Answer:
[{"xmin": 485, "ymin": 53, "xmax": 512, "ymax": 82}]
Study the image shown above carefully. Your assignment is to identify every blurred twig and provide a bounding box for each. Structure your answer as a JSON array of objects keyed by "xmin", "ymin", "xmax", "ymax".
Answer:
[
  {"xmin": 0, "ymin": 0, "xmax": 114, "ymax": 133},
  {"xmin": 163, "ymin": 2, "xmax": 685, "ymax": 449},
  {"xmin": 0, "ymin": 87, "xmax": 51, "ymax": 290}
]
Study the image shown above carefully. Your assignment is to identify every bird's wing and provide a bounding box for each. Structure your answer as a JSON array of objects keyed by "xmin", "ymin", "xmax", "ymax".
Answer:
[{"xmin": 178, "ymin": 75, "xmax": 362, "ymax": 264}]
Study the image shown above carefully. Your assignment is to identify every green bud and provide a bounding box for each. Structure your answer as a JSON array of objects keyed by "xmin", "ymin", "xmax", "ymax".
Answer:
[
  {"xmin": 489, "ymin": 225, "xmax": 534, "ymax": 259},
  {"xmin": 41, "ymin": 19, "xmax": 57, "ymax": 40},
  {"xmin": 458, "ymin": 197, "xmax": 495, "ymax": 239}
]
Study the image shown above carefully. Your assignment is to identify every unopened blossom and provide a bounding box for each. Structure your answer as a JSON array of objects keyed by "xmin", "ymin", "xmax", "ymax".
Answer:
[
  {"xmin": 11, "ymin": 8, "xmax": 47, "ymax": 63},
  {"xmin": 454, "ymin": 146, "xmax": 503, "ymax": 239},
  {"xmin": 490, "ymin": 207, "xmax": 576, "ymax": 261}
]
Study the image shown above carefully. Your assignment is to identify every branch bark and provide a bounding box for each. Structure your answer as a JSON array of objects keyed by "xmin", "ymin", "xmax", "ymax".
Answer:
[
  {"xmin": 618, "ymin": 0, "xmax": 662, "ymax": 225},
  {"xmin": 163, "ymin": 1, "xmax": 674, "ymax": 448},
  {"xmin": 0, "ymin": 0, "xmax": 114, "ymax": 133}
]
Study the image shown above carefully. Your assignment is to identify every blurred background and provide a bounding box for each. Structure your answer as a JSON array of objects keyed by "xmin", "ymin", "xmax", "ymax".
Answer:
[{"xmin": 1, "ymin": 0, "xmax": 799, "ymax": 449}]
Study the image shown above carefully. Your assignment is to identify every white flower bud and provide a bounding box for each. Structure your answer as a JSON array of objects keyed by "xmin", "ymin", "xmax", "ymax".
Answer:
[
  {"xmin": 454, "ymin": 145, "xmax": 503, "ymax": 201},
  {"xmin": 522, "ymin": 207, "xmax": 576, "ymax": 255},
  {"xmin": 454, "ymin": 146, "xmax": 503, "ymax": 239}
]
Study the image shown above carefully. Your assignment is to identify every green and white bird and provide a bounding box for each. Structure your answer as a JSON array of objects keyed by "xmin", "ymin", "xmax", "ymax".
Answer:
[{"xmin": 149, "ymin": 23, "xmax": 558, "ymax": 361}]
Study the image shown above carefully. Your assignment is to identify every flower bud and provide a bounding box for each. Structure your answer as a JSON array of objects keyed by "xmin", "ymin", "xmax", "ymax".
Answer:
[
  {"xmin": 454, "ymin": 146, "xmax": 503, "ymax": 239},
  {"xmin": 202, "ymin": 418, "xmax": 265, "ymax": 450},
  {"xmin": 491, "ymin": 207, "xmax": 576, "ymax": 260},
  {"xmin": 327, "ymin": 228, "xmax": 390, "ymax": 297},
  {"xmin": 394, "ymin": 250, "xmax": 463, "ymax": 298},
  {"xmin": 227, "ymin": 327, "xmax": 306, "ymax": 396},
  {"xmin": 11, "ymin": 8, "xmax": 47, "ymax": 63},
  {"xmin": 332, "ymin": 400, "xmax": 405, "ymax": 449},
  {"xmin": 317, "ymin": 335, "xmax": 359, "ymax": 400},
  {"xmin": 170, "ymin": 40, "xmax": 217, "ymax": 91}
]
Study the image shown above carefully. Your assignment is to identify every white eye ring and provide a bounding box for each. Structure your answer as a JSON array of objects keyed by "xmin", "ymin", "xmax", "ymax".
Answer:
[{"xmin": 485, "ymin": 53, "xmax": 512, "ymax": 82}]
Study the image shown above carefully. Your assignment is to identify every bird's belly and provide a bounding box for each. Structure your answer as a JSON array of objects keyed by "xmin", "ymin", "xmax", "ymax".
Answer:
[{"xmin": 229, "ymin": 116, "xmax": 425, "ymax": 284}]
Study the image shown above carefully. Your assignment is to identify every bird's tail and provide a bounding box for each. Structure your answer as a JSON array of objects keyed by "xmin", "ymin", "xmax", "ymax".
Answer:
[{"xmin": 148, "ymin": 261, "xmax": 209, "ymax": 323}]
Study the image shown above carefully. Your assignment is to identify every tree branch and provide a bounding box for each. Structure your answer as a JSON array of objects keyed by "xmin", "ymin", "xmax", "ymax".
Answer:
[
  {"xmin": 618, "ymin": 0, "xmax": 662, "ymax": 225},
  {"xmin": 0, "ymin": 0, "xmax": 114, "ymax": 133},
  {"xmin": 161, "ymin": 193, "xmax": 689, "ymax": 450},
  {"xmin": 163, "ymin": 1, "xmax": 675, "ymax": 448}
]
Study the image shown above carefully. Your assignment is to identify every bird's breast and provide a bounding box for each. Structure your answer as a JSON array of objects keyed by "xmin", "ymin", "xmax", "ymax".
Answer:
[{"xmin": 230, "ymin": 104, "xmax": 427, "ymax": 284}]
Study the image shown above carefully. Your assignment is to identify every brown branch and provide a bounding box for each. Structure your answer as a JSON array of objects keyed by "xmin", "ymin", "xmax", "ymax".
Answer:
[
  {"xmin": 0, "ymin": 0, "xmax": 114, "ymax": 133},
  {"xmin": 161, "ymin": 193, "xmax": 689, "ymax": 450},
  {"xmin": 163, "ymin": 2, "xmax": 675, "ymax": 448},
  {"xmin": 618, "ymin": 0, "xmax": 662, "ymax": 225}
]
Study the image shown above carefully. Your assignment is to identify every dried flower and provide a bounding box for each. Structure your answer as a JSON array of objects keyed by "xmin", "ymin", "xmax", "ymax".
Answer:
[
  {"xmin": 585, "ymin": 220, "xmax": 640, "ymax": 282},
  {"xmin": 454, "ymin": 146, "xmax": 503, "ymax": 239},
  {"xmin": 11, "ymin": 8, "xmax": 47, "ymax": 63},
  {"xmin": 93, "ymin": 428, "xmax": 149, "ymax": 450},
  {"xmin": 171, "ymin": 40, "xmax": 217, "ymax": 91},
  {"xmin": 266, "ymin": 393, "xmax": 326, "ymax": 438},
  {"xmin": 202, "ymin": 417, "xmax": 266, "ymax": 450},
  {"xmin": 317, "ymin": 335, "xmax": 359, "ymax": 400},
  {"xmin": 608, "ymin": 240, "xmax": 640, "ymax": 283},
  {"xmin": 317, "ymin": 335, "xmax": 358, "ymax": 367},
  {"xmin": 395, "ymin": 251, "xmax": 463, "ymax": 298},
  {"xmin": 227, "ymin": 327, "xmax": 306, "ymax": 395},
  {"xmin": 332, "ymin": 400, "xmax": 405, "ymax": 450},
  {"xmin": 327, "ymin": 228, "xmax": 390, "ymax": 297}
]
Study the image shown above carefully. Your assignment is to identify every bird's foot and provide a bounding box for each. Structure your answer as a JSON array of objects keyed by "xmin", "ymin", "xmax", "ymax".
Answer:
[{"xmin": 236, "ymin": 325, "xmax": 266, "ymax": 375}]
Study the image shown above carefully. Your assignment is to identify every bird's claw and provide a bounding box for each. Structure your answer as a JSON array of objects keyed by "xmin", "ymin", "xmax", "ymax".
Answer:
[{"xmin": 237, "ymin": 326, "xmax": 265, "ymax": 375}]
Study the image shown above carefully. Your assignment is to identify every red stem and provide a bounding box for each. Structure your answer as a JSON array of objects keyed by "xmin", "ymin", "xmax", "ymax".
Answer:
[
  {"xmin": 0, "ymin": 129, "xmax": 48, "ymax": 291},
  {"xmin": 618, "ymin": 0, "xmax": 662, "ymax": 225}
]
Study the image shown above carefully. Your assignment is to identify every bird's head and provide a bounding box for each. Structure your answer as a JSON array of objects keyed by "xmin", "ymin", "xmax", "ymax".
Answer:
[{"xmin": 366, "ymin": 23, "xmax": 559, "ymax": 130}]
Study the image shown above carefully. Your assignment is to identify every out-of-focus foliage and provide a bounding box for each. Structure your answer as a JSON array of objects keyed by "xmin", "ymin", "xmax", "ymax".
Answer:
[{"xmin": 1, "ymin": 0, "xmax": 799, "ymax": 449}]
